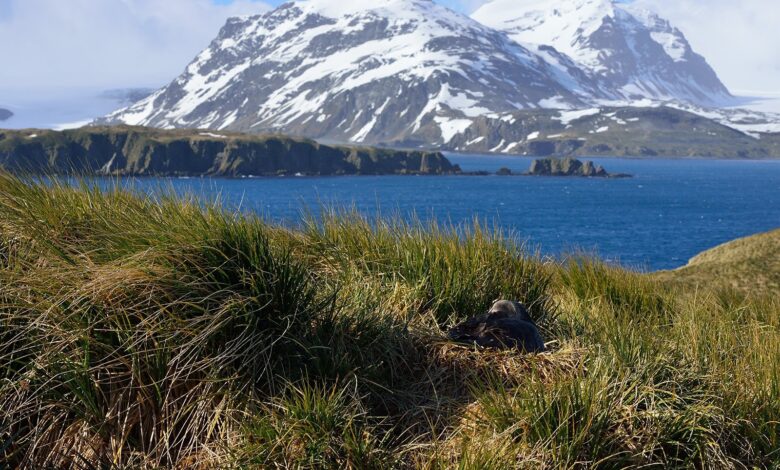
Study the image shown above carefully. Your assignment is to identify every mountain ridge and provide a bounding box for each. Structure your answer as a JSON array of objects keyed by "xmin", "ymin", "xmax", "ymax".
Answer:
[
  {"xmin": 438, "ymin": 105, "xmax": 780, "ymax": 158},
  {"xmin": 100, "ymin": 0, "xmax": 778, "ymax": 155},
  {"xmin": 102, "ymin": 0, "xmax": 585, "ymax": 144},
  {"xmin": 472, "ymin": 0, "xmax": 732, "ymax": 107}
]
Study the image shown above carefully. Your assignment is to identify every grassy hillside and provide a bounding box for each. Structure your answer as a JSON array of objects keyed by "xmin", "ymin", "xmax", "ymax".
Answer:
[
  {"xmin": 656, "ymin": 229, "xmax": 780, "ymax": 295},
  {"xmin": 0, "ymin": 174, "xmax": 778, "ymax": 468}
]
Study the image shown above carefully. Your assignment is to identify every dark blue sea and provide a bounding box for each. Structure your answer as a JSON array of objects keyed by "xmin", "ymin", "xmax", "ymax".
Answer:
[{"xmin": 98, "ymin": 155, "xmax": 780, "ymax": 271}]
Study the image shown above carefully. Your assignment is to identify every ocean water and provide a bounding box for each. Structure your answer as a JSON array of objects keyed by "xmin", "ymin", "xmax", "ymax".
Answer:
[{"xmin": 94, "ymin": 155, "xmax": 780, "ymax": 271}]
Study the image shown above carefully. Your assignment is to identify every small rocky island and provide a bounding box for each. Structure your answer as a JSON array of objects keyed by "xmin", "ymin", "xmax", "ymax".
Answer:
[
  {"xmin": 525, "ymin": 157, "xmax": 631, "ymax": 178},
  {"xmin": 0, "ymin": 126, "xmax": 459, "ymax": 177},
  {"xmin": 0, "ymin": 108, "xmax": 13, "ymax": 122}
]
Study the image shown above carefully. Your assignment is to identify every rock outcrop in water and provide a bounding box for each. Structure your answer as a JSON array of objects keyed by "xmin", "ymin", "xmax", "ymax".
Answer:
[
  {"xmin": 0, "ymin": 109, "xmax": 12, "ymax": 122},
  {"xmin": 527, "ymin": 157, "xmax": 630, "ymax": 178},
  {"xmin": 0, "ymin": 126, "xmax": 459, "ymax": 177}
]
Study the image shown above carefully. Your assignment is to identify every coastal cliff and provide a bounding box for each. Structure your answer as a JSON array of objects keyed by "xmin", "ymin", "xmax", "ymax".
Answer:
[
  {"xmin": 526, "ymin": 157, "xmax": 630, "ymax": 177},
  {"xmin": 0, "ymin": 126, "xmax": 459, "ymax": 176}
]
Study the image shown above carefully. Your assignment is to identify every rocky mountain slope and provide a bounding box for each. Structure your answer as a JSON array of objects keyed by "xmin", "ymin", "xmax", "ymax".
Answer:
[
  {"xmin": 101, "ymin": 0, "xmax": 779, "ymax": 156},
  {"xmin": 472, "ymin": 0, "xmax": 732, "ymax": 107},
  {"xmin": 103, "ymin": 0, "xmax": 584, "ymax": 144},
  {"xmin": 0, "ymin": 127, "xmax": 456, "ymax": 176}
]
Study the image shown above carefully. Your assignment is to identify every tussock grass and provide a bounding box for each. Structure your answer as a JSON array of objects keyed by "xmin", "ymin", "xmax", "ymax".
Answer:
[
  {"xmin": 0, "ymin": 173, "xmax": 777, "ymax": 468},
  {"xmin": 300, "ymin": 209, "xmax": 555, "ymax": 326},
  {"xmin": 655, "ymin": 228, "xmax": 780, "ymax": 295}
]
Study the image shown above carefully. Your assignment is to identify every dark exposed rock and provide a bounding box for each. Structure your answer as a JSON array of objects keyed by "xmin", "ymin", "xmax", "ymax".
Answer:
[
  {"xmin": 0, "ymin": 126, "xmax": 460, "ymax": 177},
  {"xmin": 526, "ymin": 157, "xmax": 630, "ymax": 178},
  {"xmin": 496, "ymin": 167, "xmax": 512, "ymax": 176},
  {"xmin": 0, "ymin": 109, "xmax": 13, "ymax": 122},
  {"xmin": 448, "ymin": 300, "xmax": 546, "ymax": 353}
]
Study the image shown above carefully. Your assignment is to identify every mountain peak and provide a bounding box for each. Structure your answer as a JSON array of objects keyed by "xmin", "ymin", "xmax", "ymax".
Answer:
[
  {"xmin": 473, "ymin": 0, "xmax": 616, "ymax": 64},
  {"xmin": 291, "ymin": 0, "xmax": 436, "ymax": 17},
  {"xmin": 103, "ymin": 0, "xmax": 582, "ymax": 143},
  {"xmin": 472, "ymin": 0, "xmax": 732, "ymax": 106},
  {"xmin": 102, "ymin": 0, "xmax": 734, "ymax": 146},
  {"xmin": 275, "ymin": 0, "xmax": 477, "ymax": 32}
]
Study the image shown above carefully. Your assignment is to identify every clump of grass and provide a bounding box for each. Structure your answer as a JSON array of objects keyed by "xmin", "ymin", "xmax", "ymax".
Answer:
[
  {"xmin": 431, "ymin": 352, "xmax": 731, "ymax": 468},
  {"xmin": 0, "ymin": 175, "xmax": 325, "ymax": 467},
  {"xmin": 559, "ymin": 255, "xmax": 673, "ymax": 322},
  {"xmin": 301, "ymin": 209, "xmax": 556, "ymax": 327},
  {"xmin": 0, "ymin": 173, "xmax": 778, "ymax": 468},
  {"xmin": 670, "ymin": 290, "xmax": 780, "ymax": 462},
  {"xmin": 237, "ymin": 380, "xmax": 392, "ymax": 468}
]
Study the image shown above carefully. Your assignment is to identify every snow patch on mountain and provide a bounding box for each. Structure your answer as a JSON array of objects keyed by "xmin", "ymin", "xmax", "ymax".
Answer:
[
  {"xmin": 434, "ymin": 116, "xmax": 473, "ymax": 142},
  {"xmin": 555, "ymin": 108, "xmax": 601, "ymax": 125},
  {"xmin": 665, "ymin": 103, "xmax": 780, "ymax": 138}
]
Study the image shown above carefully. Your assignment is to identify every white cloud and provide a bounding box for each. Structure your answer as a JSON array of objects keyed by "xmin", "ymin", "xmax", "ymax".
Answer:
[{"xmin": 0, "ymin": 0, "xmax": 271, "ymax": 90}]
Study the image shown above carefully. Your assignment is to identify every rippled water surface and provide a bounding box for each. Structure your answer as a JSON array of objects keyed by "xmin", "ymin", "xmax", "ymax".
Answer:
[{"xmin": 91, "ymin": 155, "xmax": 780, "ymax": 271}]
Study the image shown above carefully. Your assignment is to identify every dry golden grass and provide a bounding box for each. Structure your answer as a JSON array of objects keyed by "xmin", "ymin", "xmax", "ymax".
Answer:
[{"xmin": 656, "ymin": 228, "xmax": 780, "ymax": 295}]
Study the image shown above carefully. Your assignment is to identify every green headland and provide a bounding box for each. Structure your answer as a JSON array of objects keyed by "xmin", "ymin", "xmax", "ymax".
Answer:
[{"xmin": 0, "ymin": 126, "xmax": 457, "ymax": 176}]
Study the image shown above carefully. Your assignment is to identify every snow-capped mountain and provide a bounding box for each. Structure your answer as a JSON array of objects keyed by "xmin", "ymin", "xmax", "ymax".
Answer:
[
  {"xmin": 104, "ymin": 0, "xmax": 586, "ymax": 145},
  {"xmin": 471, "ymin": 0, "xmax": 733, "ymax": 107},
  {"xmin": 103, "ymin": 0, "xmax": 752, "ymax": 148}
]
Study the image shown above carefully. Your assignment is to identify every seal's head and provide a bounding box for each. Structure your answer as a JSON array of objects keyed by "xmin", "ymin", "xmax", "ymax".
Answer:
[{"xmin": 488, "ymin": 300, "xmax": 534, "ymax": 323}]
